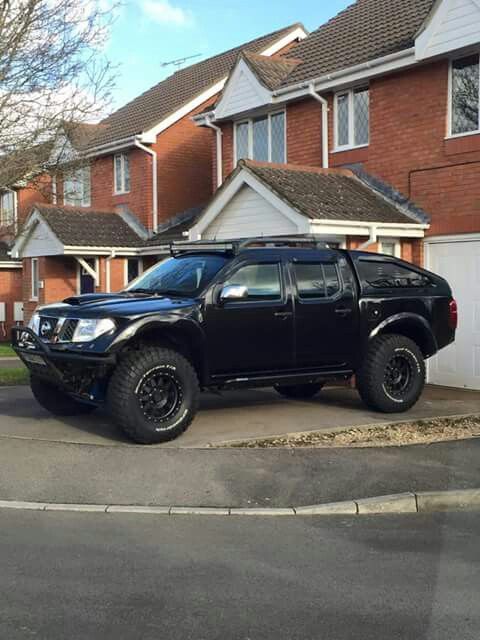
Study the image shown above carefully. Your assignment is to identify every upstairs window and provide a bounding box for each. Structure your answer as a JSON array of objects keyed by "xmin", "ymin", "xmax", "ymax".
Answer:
[
  {"xmin": 335, "ymin": 87, "xmax": 369, "ymax": 150},
  {"xmin": 450, "ymin": 54, "xmax": 479, "ymax": 136},
  {"xmin": 234, "ymin": 111, "xmax": 286, "ymax": 165},
  {"xmin": 0, "ymin": 191, "xmax": 16, "ymax": 226},
  {"xmin": 64, "ymin": 166, "xmax": 91, "ymax": 207},
  {"xmin": 114, "ymin": 153, "xmax": 130, "ymax": 194}
]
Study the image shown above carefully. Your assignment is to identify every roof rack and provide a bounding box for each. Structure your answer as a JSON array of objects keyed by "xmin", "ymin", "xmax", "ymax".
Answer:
[{"xmin": 169, "ymin": 235, "xmax": 330, "ymax": 257}]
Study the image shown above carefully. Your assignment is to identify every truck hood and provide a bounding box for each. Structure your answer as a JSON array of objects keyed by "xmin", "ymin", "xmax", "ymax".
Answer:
[{"xmin": 35, "ymin": 293, "xmax": 198, "ymax": 319}]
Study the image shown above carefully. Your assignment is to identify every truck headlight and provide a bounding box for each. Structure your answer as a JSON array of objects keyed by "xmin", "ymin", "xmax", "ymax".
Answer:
[
  {"xmin": 72, "ymin": 318, "xmax": 116, "ymax": 343},
  {"xmin": 28, "ymin": 312, "xmax": 40, "ymax": 334}
]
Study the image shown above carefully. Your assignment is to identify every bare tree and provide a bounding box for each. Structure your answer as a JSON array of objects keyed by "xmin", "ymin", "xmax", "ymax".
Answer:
[{"xmin": 0, "ymin": 0, "xmax": 117, "ymax": 190}]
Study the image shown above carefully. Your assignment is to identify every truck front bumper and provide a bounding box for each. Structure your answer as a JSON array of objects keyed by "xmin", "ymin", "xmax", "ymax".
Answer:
[{"xmin": 12, "ymin": 327, "xmax": 116, "ymax": 395}]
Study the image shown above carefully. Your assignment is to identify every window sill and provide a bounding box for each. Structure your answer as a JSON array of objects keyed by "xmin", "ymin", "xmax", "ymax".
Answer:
[
  {"xmin": 445, "ymin": 130, "xmax": 480, "ymax": 140},
  {"xmin": 113, "ymin": 191, "xmax": 130, "ymax": 196},
  {"xmin": 332, "ymin": 144, "xmax": 369, "ymax": 154}
]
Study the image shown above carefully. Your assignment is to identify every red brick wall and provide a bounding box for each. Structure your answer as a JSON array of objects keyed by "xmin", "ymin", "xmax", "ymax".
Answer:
[
  {"xmin": 0, "ymin": 267, "xmax": 23, "ymax": 340},
  {"xmin": 91, "ymin": 148, "xmax": 153, "ymax": 229}
]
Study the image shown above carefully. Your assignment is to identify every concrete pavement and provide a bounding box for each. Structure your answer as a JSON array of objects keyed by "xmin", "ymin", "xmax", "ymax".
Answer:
[
  {"xmin": 0, "ymin": 509, "xmax": 479, "ymax": 640},
  {"xmin": 0, "ymin": 383, "xmax": 479, "ymax": 447}
]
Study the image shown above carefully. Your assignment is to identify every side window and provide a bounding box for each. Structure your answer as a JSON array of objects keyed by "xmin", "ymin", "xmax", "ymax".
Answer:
[
  {"xmin": 358, "ymin": 260, "xmax": 432, "ymax": 290},
  {"xmin": 224, "ymin": 263, "xmax": 281, "ymax": 301},
  {"xmin": 293, "ymin": 262, "xmax": 341, "ymax": 300}
]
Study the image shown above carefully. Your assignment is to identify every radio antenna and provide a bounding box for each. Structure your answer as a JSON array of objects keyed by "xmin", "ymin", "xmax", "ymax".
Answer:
[{"xmin": 160, "ymin": 53, "xmax": 202, "ymax": 71}]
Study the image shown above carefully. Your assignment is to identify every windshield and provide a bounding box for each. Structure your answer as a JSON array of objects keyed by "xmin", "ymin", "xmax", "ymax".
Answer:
[{"xmin": 126, "ymin": 254, "xmax": 228, "ymax": 297}]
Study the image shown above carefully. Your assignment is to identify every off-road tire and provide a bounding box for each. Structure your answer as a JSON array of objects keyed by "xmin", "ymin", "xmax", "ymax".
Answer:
[
  {"xmin": 107, "ymin": 346, "xmax": 199, "ymax": 444},
  {"xmin": 274, "ymin": 382, "xmax": 324, "ymax": 400},
  {"xmin": 356, "ymin": 334, "xmax": 425, "ymax": 413},
  {"xmin": 30, "ymin": 376, "xmax": 96, "ymax": 416}
]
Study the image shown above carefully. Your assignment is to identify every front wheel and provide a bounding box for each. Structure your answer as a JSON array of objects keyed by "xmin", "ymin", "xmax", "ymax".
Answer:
[
  {"xmin": 356, "ymin": 334, "xmax": 425, "ymax": 413},
  {"xmin": 107, "ymin": 346, "xmax": 199, "ymax": 444},
  {"xmin": 274, "ymin": 382, "xmax": 324, "ymax": 400},
  {"xmin": 30, "ymin": 376, "xmax": 96, "ymax": 416}
]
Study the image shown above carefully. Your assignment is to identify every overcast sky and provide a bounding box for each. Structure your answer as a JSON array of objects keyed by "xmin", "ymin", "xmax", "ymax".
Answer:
[{"xmin": 105, "ymin": 0, "xmax": 352, "ymax": 111}]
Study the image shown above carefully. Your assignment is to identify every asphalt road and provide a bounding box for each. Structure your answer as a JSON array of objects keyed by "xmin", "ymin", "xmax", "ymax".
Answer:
[{"xmin": 0, "ymin": 510, "xmax": 479, "ymax": 640}]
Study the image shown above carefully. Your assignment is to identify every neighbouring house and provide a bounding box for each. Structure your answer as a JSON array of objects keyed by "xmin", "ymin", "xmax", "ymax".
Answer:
[
  {"xmin": 7, "ymin": 23, "xmax": 307, "ymax": 331},
  {"xmin": 190, "ymin": 0, "xmax": 480, "ymax": 390}
]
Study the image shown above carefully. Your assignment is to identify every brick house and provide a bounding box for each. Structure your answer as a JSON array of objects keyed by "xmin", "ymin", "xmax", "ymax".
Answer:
[
  {"xmin": 188, "ymin": 0, "xmax": 480, "ymax": 390},
  {"xmin": 7, "ymin": 23, "xmax": 306, "ymax": 328}
]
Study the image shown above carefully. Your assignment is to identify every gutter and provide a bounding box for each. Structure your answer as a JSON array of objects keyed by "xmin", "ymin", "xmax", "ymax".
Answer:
[
  {"xmin": 204, "ymin": 116, "xmax": 223, "ymax": 187},
  {"xmin": 84, "ymin": 135, "xmax": 138, "ymax": 158},
  {"xmin": 273, "ymin": 47, "xmax": 416, "ymax": 98},
  {"xmin": 134, "ymin": 137, "xmax": 158, "ymax": 232},
  {"xmin": 308, "ymin": 84, "xmax": 329, "ymax": 169}
]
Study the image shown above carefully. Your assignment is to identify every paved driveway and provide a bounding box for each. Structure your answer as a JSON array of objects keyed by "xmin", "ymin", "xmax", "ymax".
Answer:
[{"xmin": 0, "ymin": 383, "xmax": 478, "ymax": 448}]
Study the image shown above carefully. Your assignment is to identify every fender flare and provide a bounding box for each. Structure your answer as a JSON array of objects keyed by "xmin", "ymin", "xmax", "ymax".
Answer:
[{"xmin": 369, "ymin": 312, "xmax": 438, "ymax": 357}]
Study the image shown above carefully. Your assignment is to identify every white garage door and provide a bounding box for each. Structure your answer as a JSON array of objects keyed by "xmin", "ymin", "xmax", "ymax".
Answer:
[{"xmin": 426, "ymin": 235, "xmax": 480, "ymax": 390}]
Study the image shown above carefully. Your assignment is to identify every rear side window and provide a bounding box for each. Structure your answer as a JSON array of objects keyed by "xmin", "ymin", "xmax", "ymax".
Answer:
[
  {"xmin": 293, "ymin": 263, "xmax": 341, "ymax": 299},
  {"xmin": 358, "ymin": 260, "xmax": 432, "ymax": 290}
]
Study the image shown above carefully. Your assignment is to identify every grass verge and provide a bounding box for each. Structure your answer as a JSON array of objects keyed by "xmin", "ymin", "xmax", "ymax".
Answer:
[
  {"xmin": 0, "ymin": 367, "xmax": 29, "ymax": 386},
  {"xmin": 0, "ymin": 343, "xmax": 15, "ymax": 358},
  {"xmin": 225, "ymin": 415, "xmax": 480, "ymax": 449}
]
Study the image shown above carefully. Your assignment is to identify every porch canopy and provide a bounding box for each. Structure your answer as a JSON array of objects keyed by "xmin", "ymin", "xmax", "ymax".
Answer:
[
  {"xmin": 186, "ymin": 160, "xmax": 429, "ymax": 247},
  {"xmin": 11, "ymin": 204, "xmax": 143, "ymax": 285}
]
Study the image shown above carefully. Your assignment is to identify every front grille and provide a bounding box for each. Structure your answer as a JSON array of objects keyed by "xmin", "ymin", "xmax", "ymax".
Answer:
[
  {"xmin": 59, "ymin": 319, "xmax": 79, "ymax": 342},
  {"xmin": 38, "ymin": 316, "xmax": 58, "ymax": 342}
]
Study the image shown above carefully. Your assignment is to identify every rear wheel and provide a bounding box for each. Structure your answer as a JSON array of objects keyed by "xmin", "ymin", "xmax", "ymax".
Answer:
[
  {"xmin": 107, "ymin": 346, "xmax": 199, "ymax": 444},
  {"xmin": 30, "ymin": 376, "xmax": 96, "ymax": 416},
  {"xmin": 356, "ymin": 334, "xmax": 425, "ymax": 413},
  {"xmin": 274, "ymin": 382, "xmax": 324, "ymax": 400}
]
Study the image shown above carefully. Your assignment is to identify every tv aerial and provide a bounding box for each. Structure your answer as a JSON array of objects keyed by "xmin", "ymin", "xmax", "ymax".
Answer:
[{"xmin": 160, "ymin": 54, "xmax": 202, "ymax": 71}]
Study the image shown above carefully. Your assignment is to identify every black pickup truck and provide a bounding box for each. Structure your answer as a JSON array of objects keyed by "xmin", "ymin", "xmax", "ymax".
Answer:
[{"xmin": 13, "ymin": 237, "xmax": 457, "ymax": 444}]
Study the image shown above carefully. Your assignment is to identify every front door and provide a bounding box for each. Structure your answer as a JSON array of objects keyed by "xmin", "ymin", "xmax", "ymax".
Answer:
[
  {"xmin": 289, "ymin": 257, "xmax": 357, "ymax": 369},
  {"xmin": 205, "ymin": 259, "xmax": 294, "ymax": 376},
  {"xmin": 79, "ymin": 259, "xmax": 96, "ymax": 294}
]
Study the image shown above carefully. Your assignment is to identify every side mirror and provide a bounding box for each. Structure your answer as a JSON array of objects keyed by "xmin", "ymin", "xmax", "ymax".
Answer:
[{"xmin": 220, "ymin": 284, "xmax": 248, "ymax": 302}]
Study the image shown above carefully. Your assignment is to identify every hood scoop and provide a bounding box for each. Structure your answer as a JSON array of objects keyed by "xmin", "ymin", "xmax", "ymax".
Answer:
[{"xmin": 63, "ymin": 293, "xmax": 125, "ymax": 306}]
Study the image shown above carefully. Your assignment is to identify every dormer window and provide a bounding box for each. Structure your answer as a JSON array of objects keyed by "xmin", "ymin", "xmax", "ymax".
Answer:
[
  {"xmin": 234, "ymin": 111, "xmax": 285, "ymax": 165},
  {"xmin": 450, "ymin": 54, "xmax": 479, "ymax": 136},
  {"xmin": 334, "ymin": 87, "xmax": 369, "ymax": 150}
]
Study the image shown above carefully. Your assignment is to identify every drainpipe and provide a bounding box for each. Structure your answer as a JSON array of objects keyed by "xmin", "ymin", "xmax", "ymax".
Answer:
[
  {"xmin": 134, "ymin": 137, "xmax": 158, "ymax": 232},
  {"xmin": 308, "ymin": 83, "xmax": 329, "ymax": 169},
  {"xmin": 359, "ymin": 226, "xmax": 378, "ymax": 250},
  {"xmin": 205, "ymin": 116, "xmax": 223, "ymax": 188},
  {"xmin": 105, "ymin": 250, "xmax": 116, "ymax": 293}
]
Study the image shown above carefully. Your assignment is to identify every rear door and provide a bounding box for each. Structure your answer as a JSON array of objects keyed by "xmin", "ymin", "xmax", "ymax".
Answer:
[{"xmin": 289, "ymin": 255, "xmax": 357, "ymax": 370}]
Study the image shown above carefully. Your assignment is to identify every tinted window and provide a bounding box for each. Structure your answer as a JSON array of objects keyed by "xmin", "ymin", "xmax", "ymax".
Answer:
[
  {"xmin": 224, "ymin": 263, "xmax": 281, "ymax": 301},
  {"xmin": 294, "ymin": 263, "xmax": 341, "ymax": 299},
  {"xmin": 358, "ymin": 260, "xmax": 431, "ymax": 289}
]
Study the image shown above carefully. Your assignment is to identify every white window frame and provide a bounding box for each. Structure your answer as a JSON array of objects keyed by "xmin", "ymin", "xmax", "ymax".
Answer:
[
  {"xmin": 114, "ymin": 153, "xmax": 130, "ymax": 195},
  {"xmin": 379, "ymin": 238, "xmax": 401, "ymax": 258},
  {"xmin": 63, "ymin": 166, "xmax": 91, "ymax": 207},
  {"xmin": 233, "ymin": 110, "xmax": 287, "ymax": 166},
  {"xmin": 31, "ymin": 258, "xmax": 39, "ymax": 301},
  {"xmin": 0, "ymin": 190, "xmax": 17, "ymax": 227},
  {"xmin": 124, "ymin": 257, "xmax": 143, "ymax": 286},
  {"xmin": 333, "ymin": 87, "xmax": 370, "ymax": 152},
  {"xmin": 447, "ymin": 53, "xmax": 480, "ymax": 139}
]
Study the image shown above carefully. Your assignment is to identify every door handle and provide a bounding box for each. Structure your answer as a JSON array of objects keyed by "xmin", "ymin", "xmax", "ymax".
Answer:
[
  {"xmin": 335, "ymin": 307, "xmax": 352, "ymax": 317},
  {"xmin": 274, "ymin": 311, "xmax": 293, "ymax": 319}
]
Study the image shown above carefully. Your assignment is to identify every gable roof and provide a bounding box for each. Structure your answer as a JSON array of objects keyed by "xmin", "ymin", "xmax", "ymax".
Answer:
[
  {"xmin": 32, "ymin": 204, "xmax": 141, "ymax": 247},
  {"xmin": 235, "ymin": 160, "xmax": 427, "ymax": 225},
  {"xmin": 282, "ymin": 0, "xmax": 436, "ymax": 86},
  {"xmin": 241, "ymin": 52, "xmax": 302, "ymax": 90},
  {"xmin": 88, "ymin": 24, "xmax": 305, "ymax": 149}
]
